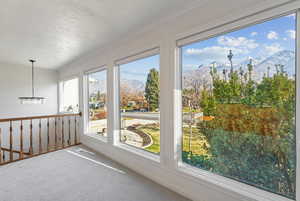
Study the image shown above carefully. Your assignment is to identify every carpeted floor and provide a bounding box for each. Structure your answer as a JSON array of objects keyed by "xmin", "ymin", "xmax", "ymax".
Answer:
[{"xmin": 0, "ymin": 146, "xmax": 190, "ymax": 201}]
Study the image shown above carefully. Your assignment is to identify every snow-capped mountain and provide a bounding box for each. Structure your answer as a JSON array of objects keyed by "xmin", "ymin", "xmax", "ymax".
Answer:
[
  {"xmin": 253, "ymin": 50, "xmax": 295, "ymax": 79},
  {"xmin": 89, "ymin": 78, "xmax": 145, "ymax": 95},
  {"xmin": 89, "ymin": 78, "xmax": 107, "ymax": 94},
  {"xmin": 120, "ymin": 79, "xmax": 145, "ymax": 94},
  {"xmin": 183, "ymin": 50, "xmax": 295, "ymax": 89}
]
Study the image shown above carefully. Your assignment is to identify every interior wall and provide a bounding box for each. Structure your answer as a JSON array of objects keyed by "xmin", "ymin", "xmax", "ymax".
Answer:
[
  {"xmin": 0, "ymin": 63, "xmax": 59, "ymax": 158},
  {"xmin": 58, "ymin": 1, "xmax": 298, "ymax": 201},
  {"xmin": 0, "ymin": 62, "xmax": 58, "ymax": 118}
]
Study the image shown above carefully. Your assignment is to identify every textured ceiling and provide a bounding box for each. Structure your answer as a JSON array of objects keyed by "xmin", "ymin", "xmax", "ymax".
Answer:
[{"xmin": 0, "ymin": 0, "xmax": 203, "ymax": 69}]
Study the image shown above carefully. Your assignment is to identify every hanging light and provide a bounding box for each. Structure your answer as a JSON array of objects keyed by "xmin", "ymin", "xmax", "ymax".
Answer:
[{"xmin": 19, "ymin": 60, "xmax": 46, "ymax": 104}]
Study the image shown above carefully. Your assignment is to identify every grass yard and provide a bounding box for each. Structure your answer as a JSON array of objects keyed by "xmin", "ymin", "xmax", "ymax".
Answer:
[
  {"xmin": 182, "ymin": 127, "xmax": 210, "ymax": 157},
  {"xmin": 136, "ymin": 124, "xmax": 160, "ymax": 154},
  {"xmin": 135, "ymin": 124, "xmax": 209, "ymax": 157}
]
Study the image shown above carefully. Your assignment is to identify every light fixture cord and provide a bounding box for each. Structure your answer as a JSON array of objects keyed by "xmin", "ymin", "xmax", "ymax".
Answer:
[{"xmin": 31, "ymin": 60, "xmax": 35, "ymax": 97}]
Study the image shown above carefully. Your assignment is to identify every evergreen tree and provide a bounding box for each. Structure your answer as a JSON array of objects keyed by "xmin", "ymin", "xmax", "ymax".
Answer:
[
  {"xmin": 145, "ymin": 68, "xmax": 160, "ymax": 111},
  {"xmin": 247, "ymin": 59, "xmax": 254, "ymax": 81},
  {"xmin": 200, "ymin": 89, "xmax": 216, "ymax": 116},
  {"xmin": 96, "ymin": 91, "xmax": 101, "ymax": 102}
]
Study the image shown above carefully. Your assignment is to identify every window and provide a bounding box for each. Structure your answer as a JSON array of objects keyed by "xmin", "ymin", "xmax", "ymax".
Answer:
[
  {"xmin": 59, "ymin": 78, "xmax": 79, "ymax": 113},
  {"xmin": 180, "ymin": 14, "xmax": 296, "ymax": 199},
  {"xmin": 87, "ymin": 69, "xmax": 108, "ymax": 137},
  {"xmin": 118, "ymin": 54, "xmax": 160, "ymax": 154}
]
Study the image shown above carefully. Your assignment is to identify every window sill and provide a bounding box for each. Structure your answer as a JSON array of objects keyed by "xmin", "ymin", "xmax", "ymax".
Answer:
[
  {"xmin": 178, "ymin": 163, "xmax": 293, "ymax": 201},
  {"xmin": 84, "ymin": 133, "xmax": 108, "ymax": 143},
  {"xmin": 115, "ymin": 142, "xmax": 160, "ymax": 163}
]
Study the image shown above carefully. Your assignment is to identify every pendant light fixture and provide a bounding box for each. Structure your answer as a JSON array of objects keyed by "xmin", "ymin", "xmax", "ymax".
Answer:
[{"xmin": 19, "ymin": 60, "xmax": 46, "ymax": 104}]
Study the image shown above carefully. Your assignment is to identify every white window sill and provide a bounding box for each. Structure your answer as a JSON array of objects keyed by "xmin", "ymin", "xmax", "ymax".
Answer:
[
  {"xmin": 115, "ymin": 142, "xmax": 160, "ymax": 164},
  {"xmin": 84, "ymin": 133, "xmax": 108, "ymax": 143},
  {"xmin": 178, "ymin": 162, "xmax": 293, "ymax": 201},
  {"xmin": 59, "ymin": 110, "xmax": 80, "ymax": 113}
]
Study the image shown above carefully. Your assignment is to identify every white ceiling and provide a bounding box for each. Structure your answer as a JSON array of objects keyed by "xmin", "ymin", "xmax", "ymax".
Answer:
[{"xmin": 0, "ymin": 0, "xmax": 204, "ymax": 69}]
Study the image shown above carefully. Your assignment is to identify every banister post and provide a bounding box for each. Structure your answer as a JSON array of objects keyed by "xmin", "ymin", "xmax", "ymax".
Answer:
[
  {"xmin": 29, "ymin": 120, "xmax": 33, "ymax": 155},
  {"xmin": 39, "ymin": 119, "xmax": 42, "ymax": 154},
  {"xmin": 20, "ymin": 120, "xmax": 24, "ymax": 159},
  {"xmin": 0, "ymin": 128, "xmax": 2, "ymax": 164},
  {"xmin": 9, "ymin": 121, "xmax": 13, "ymax": 162}
]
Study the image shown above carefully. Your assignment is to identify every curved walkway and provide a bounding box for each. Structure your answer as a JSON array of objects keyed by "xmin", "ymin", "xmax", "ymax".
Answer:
[{"xmin": 121, "ymin": 128, "xmax": 153, "ymax": 148}]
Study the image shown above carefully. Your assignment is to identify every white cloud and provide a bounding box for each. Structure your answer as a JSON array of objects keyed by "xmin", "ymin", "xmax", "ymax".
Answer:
[
  {"xmin": 267, "ymin": 31, "xmax": 279, "ymax": 40},
  {"xmin": 250, "ymin": 32, "xmax": 258, "ymax": 36},
  {"xmin": 264, "ymin": 43, "xmax": 283, "ymax": 55},
  {"xmin": 185, "ymin": 36, "xmax": 259, "ymax": 64},
  {"xmin": 286, "ymin": 30, "xmax": 296, "ymax": 39},
  {"xmin": 185, "ymin": 46, "xmax": 245, "ymax": 64},
  {"xmin": 217, "ymin": 36, "xmax": 258, "ymax": 49},
  {"xmin": 283, "ymin": 37, "xmax": 288, "ymax": 41}
]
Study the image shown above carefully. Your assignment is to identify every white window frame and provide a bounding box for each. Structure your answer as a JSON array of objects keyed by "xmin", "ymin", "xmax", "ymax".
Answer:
[
  {"xmin": 59, "ymin": 76, "xmax": 80, "ymax": 114},
  {"xmin": 175, "ymin": 8, "xmax": 300, "ymax": 201},
  {"xmin": 84, "ymin": 66, "xmax": 108, "ymax": 142},
  {"xmin": 114, "ymin": 47, "xmax": 161, "ymax": 162}
]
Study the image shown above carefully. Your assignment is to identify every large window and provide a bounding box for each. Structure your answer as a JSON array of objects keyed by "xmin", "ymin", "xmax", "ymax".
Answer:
[
  {"xmin": 119, "ymin": 54, "xmax": 160, "ymax": 154},
  {"xmin": 59, "ymin": 78, "xmax": 79, "ymax": 113},
  {"xmin": 181, "ymin": 14, "xmax": 296, "ymax": 199},
  {"xmin": 87, "ymin": 69, "xmax": 107, "ymax": 137}
]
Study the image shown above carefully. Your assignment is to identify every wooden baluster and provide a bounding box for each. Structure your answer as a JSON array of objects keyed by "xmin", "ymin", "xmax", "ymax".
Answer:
[
  {"xmin": 0, "ymin": 128, "xmax": 2, "ymax": 164},
  {"xmin": 9, "ymin": 121, "xmax": 13, "ymax": 162},
  {"xmin": 39, "ymin": 119, "xmax": 42, "ymax": 154},
  {"xmin": 77, "ymin": 114, "xmax": 80, "ymax": 144},
  {"xmin": 74, "ymin": 116, "xmax": 77, "ymax": 145},
  {"xmin": 20, "ymin": 120, "xmax": 24, "ymax": 159},
  {"xmin": 47, "ymin": 118, "xmax": 50, "ymax": 152},
  {"xmin": 54, "ymin": 117, "xmax": 57, "ymax": 150},
  {"xmin": 62, "ymin": 117, "xmax": 65, "ymax": 148},
  {"xmin": 68, "ymin": 117, "xmax": 71, "ymax": 146},
  {"xmin": 29, "ymin": 120, "xmax": 33, "ymax": 155}
]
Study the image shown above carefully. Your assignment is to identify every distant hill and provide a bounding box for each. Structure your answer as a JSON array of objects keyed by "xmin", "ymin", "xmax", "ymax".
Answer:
[
  {"xmin": 183, "ymin": 50, "xmax": 295, "ymax": 89},
  {"xmin": 120, "ymin": 79, "xmax": 145, "ymax": 94},
  {"xmin": 89, "ymin": 78, "xmax": 107, "ymax": 95},
  {"xmin": 88, "ymin": 50, "xmax": 295, "ymax": 94},
  {"xmin": 89, "ymin": 78, "xmax": 145, "ymax": 95}
]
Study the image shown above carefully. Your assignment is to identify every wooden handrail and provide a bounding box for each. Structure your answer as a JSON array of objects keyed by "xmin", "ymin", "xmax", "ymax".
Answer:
[
  {"xmin": 0, "ymin": 112, "xmax": 82, "ymax": 166},
  {"xmin": 1, "ymin": 147, "xmax": 30, "ymax": 155},
  {"xmin": 0, "ymin": 112, "xmax": 81, "ymax": 123}
]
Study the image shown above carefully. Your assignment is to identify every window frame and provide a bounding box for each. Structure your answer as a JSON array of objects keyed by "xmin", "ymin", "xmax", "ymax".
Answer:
[
  {"xmin": 58, "ymin": 76, "xmax": 80, "ymax": 114},
  {"xmin": 175, "ymin": 9, "xmax": 299, "ymax": 201},
  {"xmin": 84, "ymin": 66, "xmax": 109, "ymax": 141},
  {"xmin": 114, "ymin": 47, "xmax": 161, "ymax": 162}
]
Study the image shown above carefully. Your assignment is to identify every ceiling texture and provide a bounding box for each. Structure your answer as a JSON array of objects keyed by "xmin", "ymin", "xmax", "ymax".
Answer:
[{"xmin": 0, "ymin": 0, "xmax": 204, "ymax": 69}]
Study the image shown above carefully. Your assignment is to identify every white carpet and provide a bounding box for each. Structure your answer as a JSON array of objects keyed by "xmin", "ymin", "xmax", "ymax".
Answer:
[{"xmin": 0, "ymin": 146, "xmax": 190, "ymax": 201}]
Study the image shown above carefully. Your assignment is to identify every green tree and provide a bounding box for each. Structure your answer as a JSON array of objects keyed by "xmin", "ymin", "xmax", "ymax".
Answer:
[
  {"xmin": 96, "ymin": 91, "xmax": 101, "ymax": 102},
  {"xmin": 200, "ymin": 89, "xmax": 216, "ymax": 115},
  {"xmin": 145, "ymin": 68, "xmax": 160, "ymax": 111}
]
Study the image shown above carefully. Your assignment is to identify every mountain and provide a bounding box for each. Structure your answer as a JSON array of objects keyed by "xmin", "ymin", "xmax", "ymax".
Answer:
[
  {"xmin": 253, "ymin": 50, "xmax": 295, "ymax": 80},
  {"xmin": 183, "ymin": 50, "xmax": 295, "ymax": 89},
  {"xmin": 89, "ymin": 78, "xmax": 145, "ymax": 95},
  {"xmin": 89, "ymin": 78, "xmax": 107, "ymax": 94},
  {"xmin": 120, "ymin": 79, "xmax": 145, "ymax": 94}
]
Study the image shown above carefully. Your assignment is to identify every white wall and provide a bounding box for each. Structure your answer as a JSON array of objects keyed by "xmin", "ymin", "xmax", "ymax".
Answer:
[
  {"xmin": 0, "ymin": 62, "xmax": 58, "ymax": 118},
  {"xmin": 58, "ymin": 1, "xmax": 299, "ymax": 201},
  {"xmin": 0, "ymin": 63, "xmax": 59, "ymax": 158}
]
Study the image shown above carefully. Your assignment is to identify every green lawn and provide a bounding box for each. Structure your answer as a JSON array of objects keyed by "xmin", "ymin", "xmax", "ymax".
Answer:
[
  {"xmin": 136, "ymin": 124, "xmax": 160, "ymax": 154},
  {"xmin": 135, "ymin": 124, "xmax": 209, "ymax": 157},
  {"xmin": 182, "ymin": 127, "xmax": 210, "ymax": 157}
]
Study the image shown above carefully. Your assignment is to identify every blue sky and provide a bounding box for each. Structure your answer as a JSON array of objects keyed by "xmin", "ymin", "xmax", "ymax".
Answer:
[
  {"xmin": 182, "ymin": 13, "xmax": 296, "ymax": 71},
  {"xmin": 120, "ymin": 54, "xmax": 160, "ymax": 82},
  {"xmin": 89, "ymin": 70, "xmax": 107, "ymax": 82},
  {"xmin": 92, "ymin": 13, "xmax": 296, "ymax": 83}
]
